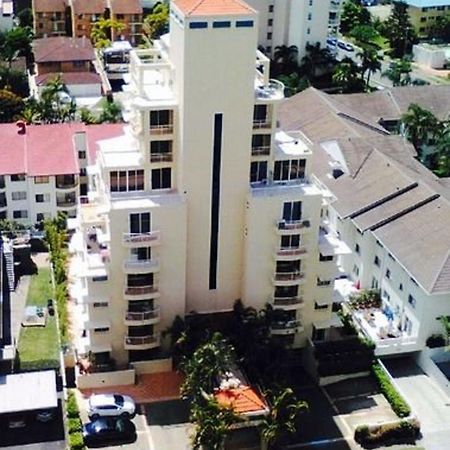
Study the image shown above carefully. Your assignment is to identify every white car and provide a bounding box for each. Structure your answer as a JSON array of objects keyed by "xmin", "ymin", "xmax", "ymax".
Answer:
[{"xmin": 87, "ymin": 394, "xmax": 136, "ymax": 419}]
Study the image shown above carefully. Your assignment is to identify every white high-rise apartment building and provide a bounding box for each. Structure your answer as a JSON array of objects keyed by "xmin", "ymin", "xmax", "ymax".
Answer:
[
  {"xmin": 245, "ymin": 0, "xmax": 342, "ymax": 59},
  {"xmin": 70, "ymin": 0, "xmax": 346, "ymax": 367}
]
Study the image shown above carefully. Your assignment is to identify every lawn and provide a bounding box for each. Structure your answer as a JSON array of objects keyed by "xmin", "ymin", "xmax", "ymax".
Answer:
[{"xmin": 17, "ymin": 267, "xmax": 60, "ymax": 371}]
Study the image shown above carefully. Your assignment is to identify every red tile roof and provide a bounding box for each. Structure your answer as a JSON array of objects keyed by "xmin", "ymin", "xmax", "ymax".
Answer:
[
  {"xmin": 36, "ymin": 72, "xmax": 102, "ymax": 86},
  {"xmin": 84, "ymin": 123, "xmax": 124, "ymax": 163},
  {"xmin": 34, "ymin": 37, "xmax": 95, "ymax": 63},
  {"xmin": 215, "ymin": 386, "xmax": 268, "ymax": 415},
  {"xmin": 174, "ymin": 0, "xmax": 255, "ymax": 16},
  {"xmin": 70, "ymin": 0, "xmax": 105, "ymax": 14},
  {"xmin": 33, "ymin": 0, "xmax": 66, "ymax": 13},
  {"xmin": 0, "ymin": 123, "xmax": 124, "ymax": 176},
  {"xmin": 109, "ymin": 0, "xmax": 142, "ymax": 14}
]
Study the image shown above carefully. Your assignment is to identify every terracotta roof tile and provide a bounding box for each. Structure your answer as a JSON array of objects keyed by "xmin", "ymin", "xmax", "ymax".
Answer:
[
  {"xmin": 109, "ymin": 0, "xmax": 142, "ymax": 14},
  {"xmin": 70, "ymin": 0, "xmax": 105, "ymax": 14},
  {"xmin": 174, "ymin": 0, "xmax": 254, "ymax": 16},
  {"xmin": 36, "ymin": 72, "xmax": 102, "ymax": 86},
  {"xmin": 33, "ymin": 0, "xmax": 66, "ymax": 13},
  {"xmin": 34, "ymin": 37, "xmax": 95, "ymax": 63},
  {"xmin": 215, "ymin": 386, "xmax": 268, "ymax": 415}
]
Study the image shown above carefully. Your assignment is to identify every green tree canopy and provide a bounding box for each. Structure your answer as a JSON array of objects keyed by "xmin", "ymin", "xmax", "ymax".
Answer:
[
  {"xmin": 382, "ymin": 57, "xmax": 412, "ymax": 86},
  {"xmin": 91, "ymin": 18, "xmax": 125, "ymax": 49},
  {"xmin": 340, "ymin": 0, "xmax": 372, "ymax": 35},
  {"xmin": 0, "ymin": 88, "xmax": 24, "ymax": 122},
  {"xmin": 384, "ymin": 1, "xmax": 417, "ymax": 58},
  {"xmin": 332, "ymin": 57, "xmax": 365, "ymax": 93},
  {"xmin": 0, "ymin": 26, "xmax": 33, "ymax": 66},
  {"xmin": 143, "ymin": 2, "xmax": 169, "ymax": 40}
]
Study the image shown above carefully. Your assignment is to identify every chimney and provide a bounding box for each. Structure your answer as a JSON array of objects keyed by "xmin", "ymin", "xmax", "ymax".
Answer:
[{"xmin": 16, "ymin": 121, "xmax": 26, "ymax": 135}]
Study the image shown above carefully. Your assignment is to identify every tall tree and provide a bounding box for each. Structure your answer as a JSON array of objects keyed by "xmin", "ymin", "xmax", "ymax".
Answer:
[
  {"xmin": 91, "ymin": 18, "xmax": 125, "ymax": 49},
  {"xmin": 0, "ymin": 89, "xmax": 24, "ymax": 122},
  {"xmin": 143, "ymin": 2, "xmax": 169, "ymax": 41},
  {"xmin": 384, "ymin": 1, "xmax": 416, "ymax": 58},
  {"xmin": 0, "ymin": 26, "xmax": 33, "ymax": 67},
  {"xmin": 429, "ymin": 15, "xmax": 450, "ymax": 42},
  {"xmin": 382, "ymin": 58, "xmax": 412, "ymax": 86},
  {"xmin": 332, "ymin": 57, "xmax": 364, "ymax": 93},
  {"xmin": 300, "ymin": 42, "xmax": 333, "ymax": 78},
  {"xmin": 339, "ymin": 0, "xmax": 371, "ymax": 35},
  {"xmin": 273, "ymin": 45, "xmax": 299, "ymax": 75},
  {"xmin": 261, "ymin": 388, "xmax": 308, "ymax": 450},
  {"xmin": 357, "ymin": 46, "xmax": 382, "ymax": 88},
  {"xmin": 401, "ymin": 103, "xmax": 441, "ymax": 151}
]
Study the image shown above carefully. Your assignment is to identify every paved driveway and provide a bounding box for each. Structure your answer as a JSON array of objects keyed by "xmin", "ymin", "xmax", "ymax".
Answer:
[{"xmin": 383, "ymin": 357, "xmax": 450, "ymax": 450}]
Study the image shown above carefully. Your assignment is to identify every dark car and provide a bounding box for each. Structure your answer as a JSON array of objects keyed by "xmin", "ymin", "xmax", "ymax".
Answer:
[
  {"xmin": 82, "ymin": 418, "xmax": 136, "ymax": 447},
  {"xmin": 47, "ymin": 299, "xmax": 55, "ymax": 316}
]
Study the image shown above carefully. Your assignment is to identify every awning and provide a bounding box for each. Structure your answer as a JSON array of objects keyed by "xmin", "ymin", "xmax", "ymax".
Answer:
[
  {"xmin": 0, "ymin": 371, "xmax": 57, "ymax": 414},
  {"xmin": 83, "ymin": 320, "xmax": 111, "ymax": 330}
]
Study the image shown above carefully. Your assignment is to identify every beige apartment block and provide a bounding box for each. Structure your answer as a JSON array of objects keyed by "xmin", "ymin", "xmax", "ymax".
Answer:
[{"xmin": 70, "ymin": 0, "xmax": 345, "ymax": 368}]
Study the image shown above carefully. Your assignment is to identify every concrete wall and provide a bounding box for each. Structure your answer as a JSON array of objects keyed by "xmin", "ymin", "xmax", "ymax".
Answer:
[
  {"xmin": 415, "ymin": 347, "xmax": 450, "ymax": 398},
  {"xmin": 76, "ymin": 368, "xmax": 135, "ymax": 389},
  {"xmin": 131, "ymin": 357, "xmax": 172, "ymax": 375}
]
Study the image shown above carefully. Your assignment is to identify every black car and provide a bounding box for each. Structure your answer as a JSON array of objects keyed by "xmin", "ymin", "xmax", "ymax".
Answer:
[
  {"xmin": 82, "ymin": 418, "xmax": 137, "ymax": 447},
  {"xmin": 47, "ymin": 299, "xmax": 55, "ymax": 316}
]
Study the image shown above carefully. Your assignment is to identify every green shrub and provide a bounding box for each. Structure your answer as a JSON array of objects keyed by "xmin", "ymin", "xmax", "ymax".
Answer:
[
  {"xmin": 68, "ymin": 417, "xmax": 82, "ymax": 433},
  {"xmin": 372, "ymin": 364, "xmax": 411, "ymax": 417},
  {"xmin": 69, "ymin": 431, "xmax": 85, "ymax": 450},
  {"xmin": 426, "ymin": 334, "xmax": 446, "ymax": 348},
  {"xmin": 355, "ymin": 419, "xmax": 420, "ymax": 446},
  {"xmin": 67, "ymin": 390, "xmax": 80, "ymax": 419}
]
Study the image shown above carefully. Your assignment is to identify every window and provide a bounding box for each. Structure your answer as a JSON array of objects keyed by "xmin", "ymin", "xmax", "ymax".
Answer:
[
  {"xmin": 355, "ymin": 243, "xmax": 360, "ymax": 254},
  {"xmin": 266, "ymin": 46, "xmax": 271, "ymax": 53},
  {"xmin": 151, "ymin": 168, "xmax": 171, "ymax": 190},
  {"xmin": 308, "ymin": 13, "xmax": 312, "ymax": 20},
  {"xmin": 267, "ymin": 32, "xmax": 272, "ymax": 40},
  {"xmin": 385, "ymin": 269, "xmax": 391, "ymax": 279},
  {"xmin": 0, "ymin": 193, "xmax": 6, "ymax": 208},
  {"xmin": 150, "ymin": 140, "xmax": 172, "ymax": 162},
  {"xmin": 93, "ymin": 302, "xmax": 108, "ymax": 308},
  {"xmin": 274, "ymin": 285, "xmax": 298, "ymax": 298},
  {"xmin": 268, "ymin": 19, "xmax": 273, "ymax": 26},
  {"xmin": 11, "ymin": 191, "xmax": 26, "ymax": 201},
  {"xmin": 110, "ymin": 170, "xmax": 144, "ymax": 192},
  {"xmin": 35, "ymin": 193, "xmax": 50, "ymax": 203},
  {"xmin": 93, "ymin": 275, "xmax": 108, "ymax": 282},
  {"xmin": 309, "ymin": 0, "xmax": 313, "ymax": 5},
  {"xmin": 213, "ymin": 21, "xmax": 231, "ymax": 28},
  {"xmin": 11, "ymin": 174, "xmax": 25, "ymax": 182},
  {"xmin": 281, "ymin": 234, "xmax": 300, "ymax": 249},
  {"xmin": 399, "ymin": 283, "xmax": 403, "ymax": 291},
  {"xmin": 319, "ymin": 253, "xmax": 333, "ymax": 262},
  {"xmin": 236, "ymin": 20, "xmax": 254, "ymax": 27},
  {"xmin": 36, "ymin": 213, "xmax": 46, "ymax": 222},
  {"xmin": 130, "ymin": 247, "xmax": 151, "ymax": 261},
  {"xmin": 129, "ymin": 212, "xmax": 150, "ymax": 234},
  {"xmin": 94, "ymin": 327, "xmax": 110, "ymax": 333},
  {"xmin": 13, "ymin": 210, "xmax": 28, "ymax": 219},
  {"xmin": 34, "ymin": 176, "xmax": 49, "ymax": 184},
  {"xmin": 276, "ymin": 259, "xmax": 300, "ymax": 274},
  {"xmin": 408, "ymin": 294, "xmax": 416, "ymax": 308},
  {"xmin": 374, "ymin": 255, "xmax": 380, "ymax": 266},
  {"xmin": 282, "ymin": 201, "xmax": 302, "ymax": 222},
  {"xmin": 78, "ymin": 151, "xmax": 86, "ymax": 159},
  {"xmin": 250, "ymin": 161, "xmax": 268, "ymax": 182},
  {"xmin": 353, "ymin": 264, "xmax": 359, "ymax": 276},
  {"xmin": 73, "ymin": 60, "xmax": 85, "ymax": 68},
  {"xmin": 116, "ymin": 14, "xmax": 124, "ymax": 19},
  {"xmin": 382, "ymin": 289, "xmax": 390, "ymax": 301},
  {"xmin": 317, "ymin": 278, "xmax": 332, "ymax": 287},
  {"xmin": 189, "ymin": 22, "xmax": 208, "ymax": 29},
  {"xmin": 0, "ymin": 175, "xmax": 4, "ymax": 188},
  {"xmin": 253, "ymin": 104, "xmax": 268, "ymax": 123},
  {"xmin": 80, "ymin": 168, "xmax": 87, "ymax": 176},
  {"xmin": 127, "ymin": 273, "xmax": 154, "ymax": 287},
  {"xmin": 315, "ymin": 302, "xmax": 328, "ymax": 310},
  {"xmin": 420, "ymin": 17, "xmax": 427, "ymax": 22},
  {"xmin": 252, "ymin": 134, "xmax": 271, "ymax": 154},
  {"xmin": 268, "ymin": 4, "xmax": 274, "ymax": 12},
  {"xmin": 307, "ymin": 27, "xmax": 311, "ymax": 35},
  {"xmin": 274, "ymin": 159, "xmax": 306, "ymax": 181}
]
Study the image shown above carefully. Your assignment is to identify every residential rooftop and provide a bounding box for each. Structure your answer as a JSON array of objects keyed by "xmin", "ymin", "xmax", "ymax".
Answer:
[
  {"xmin": 33, "ymin": 37, "xmax": 95, "ymax": 63},
  {"xmin": 173, "ymin": 0, "xmax": 255, "ymax": 16},
  {"xmin": 33, "ymin": 0, "xmax": 65, "ymax": 13}
]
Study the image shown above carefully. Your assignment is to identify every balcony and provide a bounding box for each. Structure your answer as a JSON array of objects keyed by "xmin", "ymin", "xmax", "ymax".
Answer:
[
  {"xmin": 124, "ymin": 307, "xmax": 160, "ymax": 326},
  {"xmin": 122, "ymin": 231, "xmax": 160, "ymax": 246},
  {"xmin": 276, "ymin": 219, "xmax": 311, "ymax": 234},
  {"xmin": 276, "ymin": 246, "xmax": 308, "ymax": 260},
  {"xmin": 124, "ymin": 333, "xmax": 160, "ymax": 350},
  {"xmin": 253, "ymin": 119, "xmax": 271, "ymax": 129},
  {"xmin": 273, "ymin": 271, "xmax": 305, "ymax": 286},
  {"xmin": 56, "ymin": 194, "xmax": 77, "ymax": 208},
  {"xmin": 149, "ymin": 124, "xmax": 173, "ymax": 135},
  {"xmin": 150, "ymin": 152, "xmax": 173, "ymax": 163},
  {"xmin": 56, "ymin": 175, "xmax": 78, "ymax": 190},
  {"xmin": 124, "ymin": 285, "xmax": 160, "ymax": 300},
  {"xmin": 251, "ymin": 146, "xmax": 270, "ymax": 156},
  {"xmin": 123, "ymin": 258, "xmax": 160, "ymax": 274},
  {"xmin": 270, "ymin": 320, "xmax": 303, "ymax": 335},
  {"xmin": 272, "ymin": 296, "xmax": 305, "ymax": 309},
  {"xmin": 255, "ymin": 79, "xmax": 284, "ymax": 101}
]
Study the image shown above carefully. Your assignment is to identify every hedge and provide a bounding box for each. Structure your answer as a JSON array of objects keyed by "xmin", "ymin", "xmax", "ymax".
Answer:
[
  {"xmin": 69, "ymin": 432, "xmax": 85, "ymax": 450},
  {"xmin": 372, "ymin": 363, "xmax": 411, "ymax": 418},
  {"xmin": 68, "ymin": 418, "xmax": 82, "ymax": 433},
  {"xmin": 67, "ymin": 390, "xmax": 80, "ymax": 419},
  {"xmin": 355, "ymin": 419, "xmax": 420, "ymax": 447}
]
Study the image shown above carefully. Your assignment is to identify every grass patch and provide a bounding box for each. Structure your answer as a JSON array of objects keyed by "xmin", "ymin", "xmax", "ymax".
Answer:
[{"xmin": 17, "ymin": 267, "xmax": 60, "ymax": 371}]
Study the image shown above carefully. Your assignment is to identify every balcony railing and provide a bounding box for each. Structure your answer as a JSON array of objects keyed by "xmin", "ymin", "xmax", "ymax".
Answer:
[
  {"xmin": 277, "ymin": 219, "xmax": 311, "ymax": 231},
  {"xmin": 276, "ymin": 246, "xmax": 308, "ymax": 257},
  {"xmin": 124, "ymin": 333, "xmax": 160, "ymax": 349},
  {"xmin": 150, "ymin": 153, "xmax": 173, "ymax": 163},
  {"xmin": 122, "ymin": 231, "xmax": 160, "ymax": 244},
  {"xmin": 56, "ymin": 198, "xmax": 77, "ymax": 208},
  {"xmin": 124, "ymin": 285, "xmax": 158, "ymax": 296},
  {"xmin": 271, "ymin": 319, "xmax": 302, "ymax": 330},
  {"xmin": 123, "ymin": 258, "xmax": 159, "ymax": 271},
  {"xmin": 273, "ymin": 296, "xmax": 304, "ymax": 306},
  {"xmin": 125, "ymin": 308, "xmax": 159, "ymax": 322},
  {"xmin": 274, "ymin": 271, "xmax": 305, "ymax": 281},
  {"xmin": 251, "ymin": 146, "xmax": 270, "ymax": 156},
  {"xmin": 149, "ymin": 124, "xmax": 173, "ymax": 134},
  {"xmin": 56, "ymin": 176, "xmax": 77, "ymax": 189}
]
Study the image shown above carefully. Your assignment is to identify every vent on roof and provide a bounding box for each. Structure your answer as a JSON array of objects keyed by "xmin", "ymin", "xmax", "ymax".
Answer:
[{"xmin": 332, "ymin": 168, "xmax": 344, "ymax": 179}]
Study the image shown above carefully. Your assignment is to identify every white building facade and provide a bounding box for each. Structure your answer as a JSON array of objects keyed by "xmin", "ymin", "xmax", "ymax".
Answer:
[{"xmin": 70, "ymin": 0, "xmax": 343, "ymax": 367}]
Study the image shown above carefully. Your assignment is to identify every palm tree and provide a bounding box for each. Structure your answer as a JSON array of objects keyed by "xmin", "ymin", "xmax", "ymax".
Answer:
[
  {"xmin": 300, "ymin": 43, "xmax": 332, "ymax": 79},
  {"xmin": 273, "ymin": 45, "xmax": 299, "ymax": 75},
  {"xmin": 401, "ymin": 104, "xmax": 441, "ymax": 152},
  {"xmin": 261, "ymin": 387, "xmax": 308, "ymax": 450},
  {"xmin": 332, "ymin": 57, "xmax": 364, "ymax": 93},
  {"xmin": 357, "ymin": 46, "xmax": 382, "ymax": 89},
  {"xmin": 191, "ymin": 396, "xmax": 241, "ymax": 450},
  {"xmin": 382, "ymin": 58, "xmax": 412, "ymax": 87}
]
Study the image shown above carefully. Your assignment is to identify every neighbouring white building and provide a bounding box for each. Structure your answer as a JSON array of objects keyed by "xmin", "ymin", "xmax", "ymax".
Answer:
[
  {"xmin": 0, "ymin": 0, "xmax": 13, "ymax": 32},
  {"xmin": 69, "ymin": 0, "xmax": 347, "ymax": 368},
  {"xmin": 0, "ymin": 123, "xmax": 123, "ymax": 224},
  {"xmin": 280, "ymin": 87, "xmax": 450, "ymax": 357},
  {"xmin": 245, "ymin": 0, "xmax": 342, "ymax": 60}
]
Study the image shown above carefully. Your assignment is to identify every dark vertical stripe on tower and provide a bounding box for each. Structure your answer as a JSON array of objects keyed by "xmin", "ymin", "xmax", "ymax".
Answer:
[{"xmin": 209, "ymin": 113, "xmax": 223, "ymax": 289}]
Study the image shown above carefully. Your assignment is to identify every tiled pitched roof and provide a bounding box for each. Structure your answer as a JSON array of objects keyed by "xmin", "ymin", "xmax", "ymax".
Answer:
[
  {"xmin": 109, "ymin": 0, "xmax": 142, "ymax": 14},
  {"xmin": 70, "ymin": 0, "xmax": 105, "ymax": 14},
  {"xmin": 173, "ymin": 0, "xmax": 255, "ymax": 16},
  {"xmin": 34, "ymin": 37, "xmax": 95, "ymax": 63},
  {"xmin": 33, "ymin": 0, "xmax": 66, "ymax": 13},
  {"xmin": 215, "ymin": 386, "xmax": 268, "ymax": 415}
]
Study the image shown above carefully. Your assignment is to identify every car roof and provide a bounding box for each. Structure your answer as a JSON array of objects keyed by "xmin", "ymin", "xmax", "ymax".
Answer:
[{"xmin": 89, "ymin": 394, "xmax": 120, "ymax": 406}]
